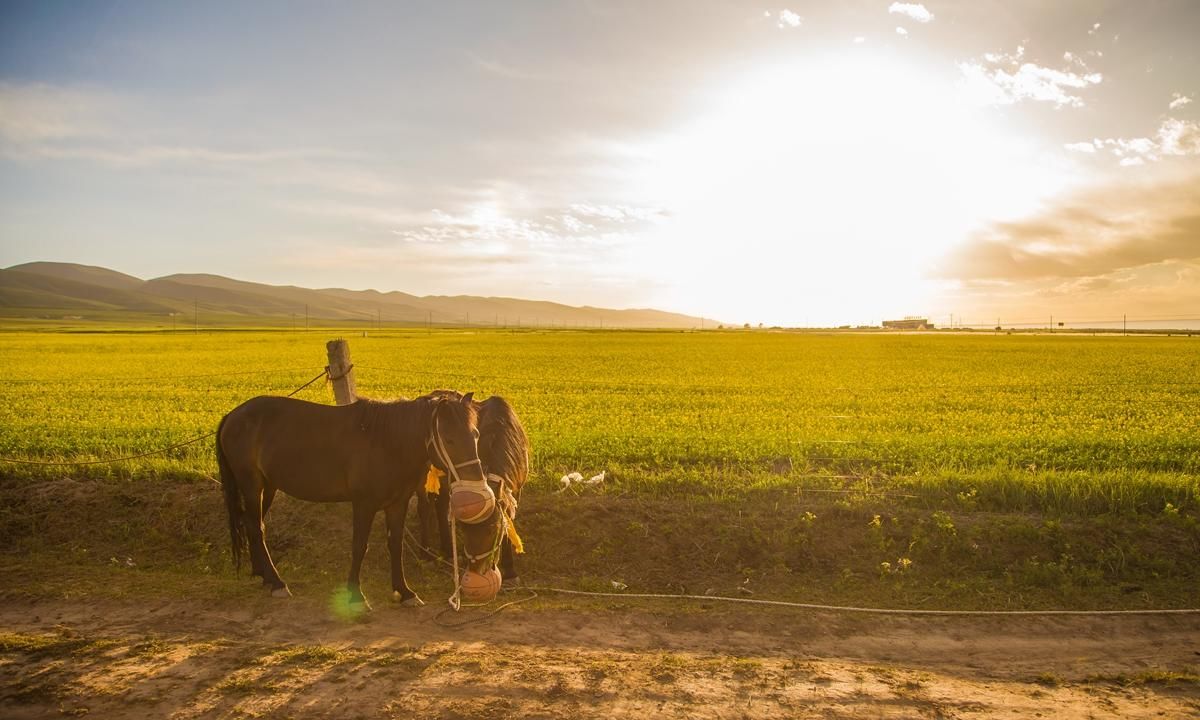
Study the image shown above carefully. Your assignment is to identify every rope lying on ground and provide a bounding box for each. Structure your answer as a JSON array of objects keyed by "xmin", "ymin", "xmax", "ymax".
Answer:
[
  {"xmin": 402, "ymin": 527, "xmax": 1200, "ymax": 624},
  {"xmin": 522, "ymin": 587, "xmax": 1200, "ymax": 616},
  {"xmin": 0, "ymin": 368, "xmax": 329, "ymax": 467}
]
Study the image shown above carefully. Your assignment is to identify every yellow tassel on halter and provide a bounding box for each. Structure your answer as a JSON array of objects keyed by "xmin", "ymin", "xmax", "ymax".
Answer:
[
  {"xmin": 505, "ymin": 519, "xmax": 525, "ymax": 554},
  {"xmin": 425, "ymin": 466, "xmax": 444, "ymax": 494}
]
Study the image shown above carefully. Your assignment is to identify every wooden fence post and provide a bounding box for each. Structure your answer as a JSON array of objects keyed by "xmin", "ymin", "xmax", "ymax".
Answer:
[{"xmin": 326, "ymin": 339, "xmax": 357, "ymax": 405}]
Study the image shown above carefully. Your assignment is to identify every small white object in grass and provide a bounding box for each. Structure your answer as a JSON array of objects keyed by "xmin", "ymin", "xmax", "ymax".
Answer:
[
  {"xmin": 611, "ymin": 580, "xmax": 628, "ymax": 591},
  {"xmin": 559, "ymin": 471, "xmax": 606, "ymax": 491}
]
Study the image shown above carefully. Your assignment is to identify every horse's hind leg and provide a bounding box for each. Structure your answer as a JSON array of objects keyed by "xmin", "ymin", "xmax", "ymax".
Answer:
[
  {"xmin": 385, "ymin": 495, "xmax": 423, "ymax": 607},
  {"xmin": 244, "ymin": 488, "xmax": 289, "ymax": 597},
  {"xmin": 347, "ymin": 501, "xmax": 376, "ymax": 608},
  {"xmin": 251, "ymin": 487, "xmax": 278, "ymax": 577},
  {"xmin": 262, "ymin": 486, "xmax": 278, "ymax": 515}
]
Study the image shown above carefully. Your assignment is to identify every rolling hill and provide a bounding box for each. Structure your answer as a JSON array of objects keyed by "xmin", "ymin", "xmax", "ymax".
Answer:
[{"xmin": 0, "ymin": 262, "xmax": 713, "ymax": 329}]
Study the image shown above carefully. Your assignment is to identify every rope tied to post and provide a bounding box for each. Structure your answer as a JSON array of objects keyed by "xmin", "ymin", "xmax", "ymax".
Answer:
[{"xmin": 325, "ymin": 363, "xmax": 354, "ymax": 383}]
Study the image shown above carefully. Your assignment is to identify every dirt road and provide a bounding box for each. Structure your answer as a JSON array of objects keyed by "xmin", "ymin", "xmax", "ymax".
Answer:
[{"xmin": 2, "ymin": 594, "xmax": 1198, "ymax": 718}]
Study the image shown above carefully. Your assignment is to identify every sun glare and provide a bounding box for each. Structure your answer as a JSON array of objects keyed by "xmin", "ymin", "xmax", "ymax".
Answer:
[{"xmin": 634, "ymin": 51, "xmax": 1070, "ymax": 325}]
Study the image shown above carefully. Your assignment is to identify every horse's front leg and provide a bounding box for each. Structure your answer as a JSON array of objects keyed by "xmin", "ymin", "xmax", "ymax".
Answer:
[
  {"xmin": 346, "ymin": 501, "xmax": 376, "ymax": 609},
  {"xmin": 499, "ymin": 536, "xmax": 519, "ymax": 588},
  {"xmin": 415, "ymin": 492, "xmax": 440, "ymax": 561},
  {"xmin": 435, "ymin": 477, "xmax": 452, "ymax": 559},
  {"xmin": 385, "ymin": 493, "xmax": 424, "ymax": 607}
]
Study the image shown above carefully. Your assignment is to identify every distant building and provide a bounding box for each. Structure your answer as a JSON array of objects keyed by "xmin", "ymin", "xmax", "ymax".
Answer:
[{"xmin": 882, "ymin": 317, "xmax": 933, "ymax": 330}]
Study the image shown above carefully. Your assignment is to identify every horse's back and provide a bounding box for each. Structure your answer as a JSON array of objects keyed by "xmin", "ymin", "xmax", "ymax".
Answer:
[{"xmin": 218, "ymin": 396, "xmax": 367, "ymax": 501}]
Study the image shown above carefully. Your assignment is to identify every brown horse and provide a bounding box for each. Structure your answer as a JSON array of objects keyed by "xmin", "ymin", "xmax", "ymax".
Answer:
[
  {"xmin": 217, "ymin": 391, "xmax": 483, "ymax": 607},
  {"xmin": 418, "ymin": 394, "xmax": 529, "ymax": 585}
]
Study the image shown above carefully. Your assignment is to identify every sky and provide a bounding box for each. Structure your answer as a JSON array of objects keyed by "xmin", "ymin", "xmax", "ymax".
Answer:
[{"xmin": 1, "ymin": 0, "xmax": 1198, "ymax": 327}]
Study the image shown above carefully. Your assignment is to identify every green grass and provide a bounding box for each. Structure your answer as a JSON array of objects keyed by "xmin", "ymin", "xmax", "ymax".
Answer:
[
  {"xmin": 0, "ymin": 329, "xmax": 1198, "ymax": 609},
  {"xmin": 2, "ymin": 330, "xmax": 1197, "ymax": 482}
]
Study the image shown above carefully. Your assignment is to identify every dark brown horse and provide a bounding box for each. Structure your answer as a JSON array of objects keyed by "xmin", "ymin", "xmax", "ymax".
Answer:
[
  {"xmin": 418, "ymin": 394, "xmax": 529, "ymax": 585},
  {"xmin": 217, "ymin": 391, "xmax": 483, "ymax": 607}
]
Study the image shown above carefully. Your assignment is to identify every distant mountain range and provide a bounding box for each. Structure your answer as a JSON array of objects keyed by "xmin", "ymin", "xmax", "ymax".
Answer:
[{"xmin": 0, "ymin": 262, "xmax": 713, "ymax": 329}]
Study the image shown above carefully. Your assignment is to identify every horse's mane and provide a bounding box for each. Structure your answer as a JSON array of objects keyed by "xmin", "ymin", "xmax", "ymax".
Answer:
[
  {"xmin": 359, "ymin": 390, "xmax": 513, "ymax": 481},
  {"xmin": 477, "ymin": 395, "xmax": 529, "ymax": 491},
  {"xmin": 352, "ymin": 395, "xmax": 431, "ymax": 437}
]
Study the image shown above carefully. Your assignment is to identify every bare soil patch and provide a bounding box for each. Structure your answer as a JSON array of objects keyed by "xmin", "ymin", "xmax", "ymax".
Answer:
[{"xmin": 2, "ymin": 596, "xmax": 1197, "ymax": 718}]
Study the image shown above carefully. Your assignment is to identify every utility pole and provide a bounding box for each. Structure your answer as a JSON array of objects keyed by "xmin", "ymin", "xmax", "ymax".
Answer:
[
  {"xmin": 1050, "ymin": 314, "xmax": 1053, "ymax": 334},
  {"xmin": 292, "ymin": 312, "xmax": 296, "ymax": 332},
  {"xmin": 194, "ymin": 299, "xmax": 198, "ymax": 334},
  {"xmin": 305, "ymin": 304, "xmax": 309, "ymax": 332},
  {"xmin": 1123, "ymin": 314, "xmax": 1127, "ymax": 336}
]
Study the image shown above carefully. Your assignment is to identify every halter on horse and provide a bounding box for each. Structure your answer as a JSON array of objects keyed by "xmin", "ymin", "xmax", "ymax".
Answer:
[{"xmin": 426, "ymin": 399, "xmax": 518, "ymax": 608}]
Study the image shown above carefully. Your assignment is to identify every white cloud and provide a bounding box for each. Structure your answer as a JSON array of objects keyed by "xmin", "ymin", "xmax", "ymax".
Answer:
[
  {"xmin": 381, "ymin": 200, "xmax": 664, "ymax": 257},
  {"xmin": 853, "ymin": 36, "xmax": 866, "ymax": 44},
  {"xmin": 888, "ymin": 3, "xmax": 934, "ymax": 23},
  {"xmin": 1070, "ymin": 118, "xmax": 1200, "ymax": 166},
  {"xmin": 1169, "ymin": 92, "xmax": 1193, "ymax": 110},
  {"xmin": 569, "ymin": 203, "xmax": 665, "ymax": 223},
  {"xmin": 895, "ymin": 26, "xmax": 909, "ymax": 36},
  {"xmin": 1158, "ymin": 118, "xmax": 1200, "ymax": 156},
  {"xmin": 959, "ymin": 46, "xmax": 1102, "ymax": 107},
  {"xmin": 1088, "ymin": 22, "xmax": 1101, "ymax": 36},
  {"xmin": 775, "ymin": 10, "xmax": 802, "ymax": 29}
]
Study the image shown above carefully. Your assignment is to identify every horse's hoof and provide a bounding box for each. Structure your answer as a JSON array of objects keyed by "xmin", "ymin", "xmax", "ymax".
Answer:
[
  {"xmin": 270, "ymin": 586, "xmax": 292, "ymax": 598},
  {"xmin": 502, "ymin": 576, "xmax": 522, "ymax": 590},
  {"xmin": 395, "ymin": 592, "xmax": 424, "ymax": 608}
]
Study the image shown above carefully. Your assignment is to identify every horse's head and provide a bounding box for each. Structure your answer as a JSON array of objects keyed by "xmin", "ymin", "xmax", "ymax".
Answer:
[
  {"xmin": 426, "ymin": 390, "xmax": 510, "ymax": 601},
  {"xmin": 427, "ymin": 390, "xmax": 484, "ymax": 487}
]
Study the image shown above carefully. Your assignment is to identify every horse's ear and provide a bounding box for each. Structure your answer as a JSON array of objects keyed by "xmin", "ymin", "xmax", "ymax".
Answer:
[{"xmin": 462, "ymin": 392, "xmax": 474, "ymax": 404}]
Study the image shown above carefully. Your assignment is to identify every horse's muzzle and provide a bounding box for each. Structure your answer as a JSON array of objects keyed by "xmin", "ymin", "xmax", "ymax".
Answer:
[{"xmin": 450, "ymin": 478, "xmax": 496, "ymax": 524}]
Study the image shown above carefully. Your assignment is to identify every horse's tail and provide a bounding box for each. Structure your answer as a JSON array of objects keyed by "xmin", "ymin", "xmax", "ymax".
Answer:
[{"xmin": 216, "ymin": 415, "xmax": 248, "ymax": 572}]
